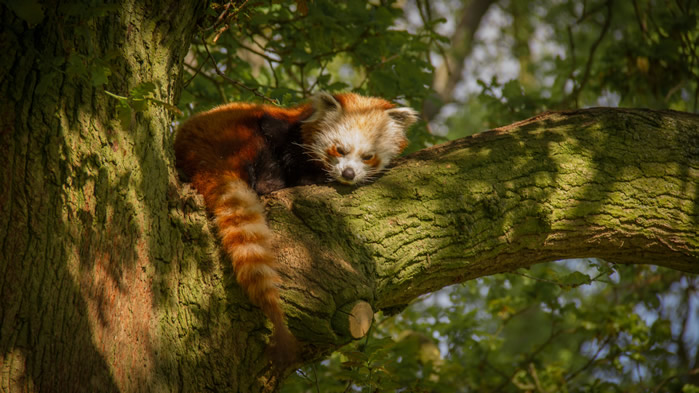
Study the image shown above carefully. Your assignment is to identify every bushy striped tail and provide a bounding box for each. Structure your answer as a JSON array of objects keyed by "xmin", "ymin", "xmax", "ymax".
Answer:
[{"xmin": 197, "ymin": 173, "xmax": 297, "ymax": 364}]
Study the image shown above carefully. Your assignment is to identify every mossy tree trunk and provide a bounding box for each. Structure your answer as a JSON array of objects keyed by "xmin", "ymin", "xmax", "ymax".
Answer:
[
  {"xmin": 0, "ymin": 2, "xmax": 216, "ymax": 392},
  {"xmin": 1, "ymin": 3, "xmax": 698, "ymax": 393}
]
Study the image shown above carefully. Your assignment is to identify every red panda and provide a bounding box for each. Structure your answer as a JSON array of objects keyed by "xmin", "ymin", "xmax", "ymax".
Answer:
[{"xmin": 174, "ymin": 92, "xmax": 418, "ymax": 362}]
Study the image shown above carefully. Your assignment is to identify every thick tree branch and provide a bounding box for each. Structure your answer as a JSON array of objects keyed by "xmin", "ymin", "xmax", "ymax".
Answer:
[{"xmin": 260, "ymin": 108, "xmax": 698, "ymax": 368}]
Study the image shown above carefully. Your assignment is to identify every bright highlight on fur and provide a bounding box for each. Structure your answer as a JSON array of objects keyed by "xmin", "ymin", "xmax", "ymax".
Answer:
[{"xmin": 174, "ymin": 92, "xmax": 418, "ymax": 363}]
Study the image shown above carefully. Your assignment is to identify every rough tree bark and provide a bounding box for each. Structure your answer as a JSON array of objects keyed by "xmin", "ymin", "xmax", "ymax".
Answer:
[
  {"xmin": 268, "ymin": 109, "xmax": 698, "ymax": 329},
  {"xmin": 0, "ymin": 2, "xmax": 206, "ymax": 392},
  {"xmin": 1, "ymin": 3, "xmax": 698, "ymax": 393}
]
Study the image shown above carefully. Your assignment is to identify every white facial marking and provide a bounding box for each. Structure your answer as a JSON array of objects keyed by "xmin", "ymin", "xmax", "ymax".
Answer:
[
  {"xmin": 324, "ymin": 126, "xmax": 380, "ymax": 184},
  {"xmin": 302, "ymin": 92, "xmax": 417, "ymax": 186}
]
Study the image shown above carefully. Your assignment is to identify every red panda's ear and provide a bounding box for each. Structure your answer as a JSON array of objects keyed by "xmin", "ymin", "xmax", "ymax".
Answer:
[
  {"xmin": 312, "ymin": 92, "xmax": 341, "ymax": 114},
  {"xmin": 386, "ymin": 107, "xmax": 419, "ymax": 129}
]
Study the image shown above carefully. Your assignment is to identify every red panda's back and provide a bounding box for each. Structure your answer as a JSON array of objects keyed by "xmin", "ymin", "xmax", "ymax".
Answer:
[{"xmin": 175, "ymin": 104, "xmax": 262, "ymax": 183}]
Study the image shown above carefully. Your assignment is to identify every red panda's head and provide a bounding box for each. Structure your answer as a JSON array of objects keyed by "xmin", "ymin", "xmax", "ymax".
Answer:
[{"xmin": 301, "ymin": 92, "xmax": 418, "ymax": 185}]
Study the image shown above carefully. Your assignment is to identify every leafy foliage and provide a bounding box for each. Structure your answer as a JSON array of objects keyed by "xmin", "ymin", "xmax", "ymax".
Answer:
[
  {"xmin": 283, "ymin": 263, "xmax": 698, "ymax": 392},
  {"xmin": 176, "ymin": 0, "xmax": 698, "ymax": 391},
  {"xmin": 180, "ymin": 0, "xmax": 446, "ymax": 150},
  {"xmin": 2, "ymin": 0, "xmax": 44, "ymax": 26},
  {"xmin": 449, "ymin": 0, "xmax": 698, "ymax": 133}
]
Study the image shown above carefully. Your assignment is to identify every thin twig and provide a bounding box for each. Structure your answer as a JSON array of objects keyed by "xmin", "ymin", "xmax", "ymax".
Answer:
[
  {"xmin": 631, "ymin": 0, "xmax": 648, "ymax": 38},
  {"xmin": 529, "ymin": 363, "xmax": 545, "ymax": 393},
  {"xmin": 308, "ymin": 59, "xmax": 329, "ymax": 93},
  {"xmin": 202, "ymin": 39, "xmax": 277, "ymax": 104},
  {"xmin": 575, "ymin": 0, "xmax": 608, "ymax": 23},
  {"xmin": 482, "ymin": 358, "xmax": 511, "ymax": 380},
  {"xmin": 209, "ymin": 0, "xmax": 251, "ymax": 41},
  {"xmin": 566, "ymin": 25, "xmax": 577, "ymax": 107},
  {"xmin": 500, "ymin": 304, "xmax": 535, "ymax": 327},
  {"xmin": 694, "ymin": 76, "xmax": 698, "ymax": 113},
  {"xmin": 512, "ymin": 271, "xmax": 561, "ymax": 286},
  {"xmin": 567, "ymin": 0, "xmax": 612, "ymax": 107},
  {"xmin": 184, "ymin": 62, "xmax": 227, "ymax": 102},
  {"xmin": 183, "ymin": 59, "xmax": 206, "ymax": 89},
  {"xmin": 267, "ymin": 56, "xmax": 280, "ymax": 88},
  {"xmin": 312, "ymin": 363, "xmax": 320, "ymax": 393},
  {"xmin": 653, "ymin": 368, "xmax": 699, "ymax": 393},
  {"xmin": 493, "ymin": 327, "xmax": 574, "ymax": 392},
  {"xmin": 234, "ymin": 40, "xmax": 282, "ymax": 63},
  {"xmin": 357, "ymin": 54, "xmax": 401, "ymax": 90},
  {"xmin": 213, "ymin": 2, "xmax": 233, "ymax": 28},
  {"xmin": 565, "ymin": 337, "xmax": 611, "ymax": 381}
]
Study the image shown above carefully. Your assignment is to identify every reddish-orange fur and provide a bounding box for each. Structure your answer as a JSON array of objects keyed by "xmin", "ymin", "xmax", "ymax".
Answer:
[
  {"xmin": 175, "ymin": 103, "xmax": 313, "ymax": 363},
  {"xmin": 174, "ymin": 93, "xmax": 418, "ymax": 365},
  {"xmin": 364, "ymin": 156, "xmax": 381, "ymax": 168},
  {"xmin": 326, "ymin": 146, "xmax": 343, "ymax": 158}
]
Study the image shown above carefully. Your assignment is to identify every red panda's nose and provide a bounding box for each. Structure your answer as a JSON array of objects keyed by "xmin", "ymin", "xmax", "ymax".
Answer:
[{"xmin": 342, "ymin": 168, "xmax": 355, "ymax": 180}]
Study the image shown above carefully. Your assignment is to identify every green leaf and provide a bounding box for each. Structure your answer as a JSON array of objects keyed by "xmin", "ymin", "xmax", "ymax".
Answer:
[
  {"xmin": 117, "ymin": 103, "xmax": 131, "ymax": 130},
  {"xmin": 66, "ymin": 54, "xmax": 88, "ymax": 81},
  {"xmin": 341, "ymin": 350, "xmax": 368, "ymax": 362},
  {"xmin": 91, "ymin": 65, "xmax": 112, "ymax": 87},
  {"xmin": 4, "ymin": 0, "xmax": 45, "ymax": 26},
  {"xmin": 560, "ymin": 272, "xmax": 592, "ymax": 288},
  {"xmin": 340, "ymin": 360, "xmax": 364, "ymax": 368},
  {"xmin": 130, "ymin": 82, "xmax": 156, "ymax": 100}
]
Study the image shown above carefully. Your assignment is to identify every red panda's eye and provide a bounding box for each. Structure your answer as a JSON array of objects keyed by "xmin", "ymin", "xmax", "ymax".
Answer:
[
  {"xmin": 336, "ymin": 146, "xmax": 346, "ymax": 156},
  {"xmin": 362, "ymin": 153, "xmax": 375, "ymax": 161}
]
